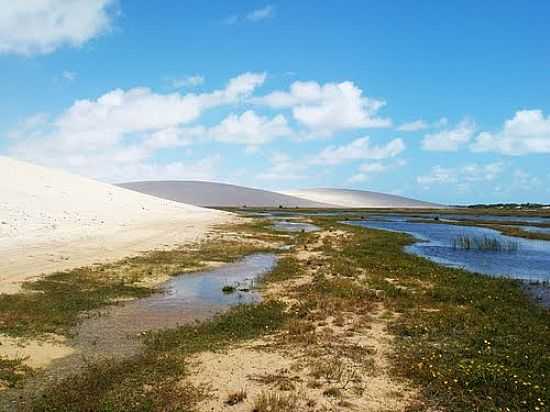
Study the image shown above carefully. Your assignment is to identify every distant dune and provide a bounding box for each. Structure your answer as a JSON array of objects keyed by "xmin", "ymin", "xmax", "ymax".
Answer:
[
  {"xmin": 118, "ymin": 181, "xmax": 336, "ymax": 208},
  {"xmin": 279, "ymin": 188, "xmax": 443, "ymax": 209},
  {"xmin": 0, "ymin": 157, "xmax": 230, "ymax": 293}
]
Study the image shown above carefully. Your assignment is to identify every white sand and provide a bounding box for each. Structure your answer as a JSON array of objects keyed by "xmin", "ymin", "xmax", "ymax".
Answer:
[
  {"xmin": 0, "ymin": 156, "xmax": 232, "ymax": 293},
  {"xmin": 118, "ymin": 181, "xmax": 336, "ymax": 208},
  {"xmin": 280, "ymin": 188, "xmax": 443, "ymax": 209}
]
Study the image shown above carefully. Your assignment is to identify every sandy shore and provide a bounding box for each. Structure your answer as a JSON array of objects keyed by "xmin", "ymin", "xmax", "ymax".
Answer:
[{"xmin": 0, "ymin": 156, "xmax": 234, "ymax": 293}]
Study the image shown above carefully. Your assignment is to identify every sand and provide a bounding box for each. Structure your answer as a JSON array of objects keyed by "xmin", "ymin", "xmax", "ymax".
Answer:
[
  {"xmin": 0, "ymin": 156, "xmax": 233, "ymax": 294},
  {"xmin": 280, "ymin": 188, "xmax": 443, "ymax": 209},
  {"xmin": 118, "ymin": 180, "xmax": 336, "ymax": 208}
]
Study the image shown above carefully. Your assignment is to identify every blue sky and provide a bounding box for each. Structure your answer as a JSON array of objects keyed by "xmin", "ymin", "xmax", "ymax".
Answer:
[{"xmin": 1, "ymin": 0, "xmax": 549, "ymax": 204}]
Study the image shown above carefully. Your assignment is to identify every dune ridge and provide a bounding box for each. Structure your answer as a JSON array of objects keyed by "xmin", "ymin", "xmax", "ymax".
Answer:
[
  {"xmin": 118, "ymin": 180, "xmax": 336, "ymax": 208},
  {"xmin": 279, "ymin": 188, "xmax": 443, "ymax": 209}
]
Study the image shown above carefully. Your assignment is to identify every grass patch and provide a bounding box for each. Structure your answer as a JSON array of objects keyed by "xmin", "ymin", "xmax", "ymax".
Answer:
[
  {"xmin": 32, "ymin": 301, "xmax": 287, "ymax": 411},
  {"xmin": 0, "ymin": 356, "xmax": 33, "ymax": 388},
  {"xmin": 0, "ymin": 230, "xmax": 275, "ymax": 338},
  {"xmin": 312, "ymin": 217, "xmax": 550, "ymax": 411},
  {"xmin": 252, "ymin": 391, "xmax": 299, "ymax": 412}
]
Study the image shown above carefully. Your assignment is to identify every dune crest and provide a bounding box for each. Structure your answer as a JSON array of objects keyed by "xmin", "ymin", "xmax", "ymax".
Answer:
[{"xmin": 279, "ymin": 188, "xmax": 443, "ymax": 209}]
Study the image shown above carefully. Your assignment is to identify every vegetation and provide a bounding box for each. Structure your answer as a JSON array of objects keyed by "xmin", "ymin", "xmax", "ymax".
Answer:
[
  {"xmin": 0, "ymin": 231, "xmax": 276, "ymax": 338},
  {"xmin": 451, "ymin": 234, "xmax": 519, "ymax": 251},
  {"xmin": 3, "ymin": 213, "xmax": 549, "ymax": 411},
  {"xmin": 32, "ymin": 302, "xmax": 287, "ymax": 411},
  {"xmin": 311, "ymin": 218, "xmax": 550, "ymax": 411}
]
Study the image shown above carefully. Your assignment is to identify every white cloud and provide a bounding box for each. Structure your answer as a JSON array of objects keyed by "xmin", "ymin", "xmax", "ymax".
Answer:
[
  {"xmin": 246, "ymin": 5, "xmax": 275, "ymax": 22},
  {"xmin": 209, "ymin": 110, "xmax": 291, "ymax": 145},
  {"xmin": 6, "ymin": 72, "xmax": 266, "ymax": 181},
  {"xmin": 255, "ymin": 81, "xmax": 391, "ymax": 137},
  {"xmin": 314, "ymin": 137, "xmax": 405, "ymax": 166},
  {"xmin": 417, "ymin": 162, "xmax": 504, "ymax": 186},
  {"xmin": 258, "ymin": 152, "xmax": 310, "ymax": 180},
  {"xmin": 62, "ymin": 70, "xmax": 77, "ymax": 81},
  {"xmin": 0, "ymin": 0, "xmax": 115, "ymax": 56},
  {"xmin": 348, "ymin": 162, "xmax": 387, "ymax": 183},
  {"xmin": 422, "ymin": 118, "xmax": 476, "ymax": 151},
  {"xmin": 396, "ymin": 120, "xmax": 427, "ymax": 132},
  {"xmin": 471, "ymin": 110, "xmax": 550, "ymax": 155},
  {"xmin": 172, "ymin": 75, "xmax": 205, "ymax": 88}
]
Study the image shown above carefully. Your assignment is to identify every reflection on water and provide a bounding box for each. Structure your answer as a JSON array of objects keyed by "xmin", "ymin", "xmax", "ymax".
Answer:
[
  {"xmin": 272, "ymin": 220, "xmax": 320, "ymax": 233},
  {"xmin": 75, "ymin": 253, "xmax": 277, "ymax": 358},
  {"xmin": 350, "ymin": 219, "xmax": 550, "ymax": 282}
]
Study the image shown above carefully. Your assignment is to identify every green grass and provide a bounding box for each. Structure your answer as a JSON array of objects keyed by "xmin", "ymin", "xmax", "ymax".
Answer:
[
  {"xmin": 312, "ymin": 217, "xmax": 550, "ymax": 411},
  {"xmin": 32, "ymin": 301, "xmax": 287, "ymax": 411},
  {"xmin": 0, "ymin": 237, "xmax": 274, "ymax": 338}
]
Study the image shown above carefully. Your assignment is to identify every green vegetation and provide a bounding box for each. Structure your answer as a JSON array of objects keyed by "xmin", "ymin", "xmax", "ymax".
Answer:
[
  {"xmin": 312, "ymin": 217, "xmax": 550, "ymax": 411},
  {"xmin": 32, "ymin": 302, "xmax": 287, "ymax": 411},
  {"xmin": 221, "ymin": 285, "xmax": 236, "ymax": 294},
  {"xmin": 0, "ymin": 357, "xmax": 32, "ymax": 388},
  {"xmin": 0, "ymin": 236, "xmax": 275, "ymax": 338},
  {"xmin": 451, "ymin": 234, "xmax": 519, "ymax": 251}
]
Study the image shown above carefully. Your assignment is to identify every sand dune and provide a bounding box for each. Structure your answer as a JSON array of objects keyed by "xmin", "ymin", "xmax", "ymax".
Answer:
[
  {"xmin": 119, "ymin": 181, "xmax": 335, "ymax": 208},
  {"xmin": 0, "ymin": 157, "xmax": 231, "ymax": 293},
  {"xmin": 279, "ymin": 188, "xmax": 443, "ymax": 209}
]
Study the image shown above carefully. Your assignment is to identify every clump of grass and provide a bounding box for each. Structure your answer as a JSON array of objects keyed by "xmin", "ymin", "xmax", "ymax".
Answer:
[
  {"xmin": 261, "ymin": 256, "xmax": 303, "ymax": 284},
  {"xmin": 252, "ymin": 391, "xmax": 299, "ymax": 412},
  {"xmin": 451, "ymin": 234, "xmax": 519, "ymax": 252},
  {"xmin": 225, "ymin": 389, "xmax": 247, "ymax": 405},
  {"xmin": 0, "ymin": 356, "xmax": 33, "ymax": 388},
  {"xmin": 222, "ymin": 285, "xmax": 237, "ymax": 294}
]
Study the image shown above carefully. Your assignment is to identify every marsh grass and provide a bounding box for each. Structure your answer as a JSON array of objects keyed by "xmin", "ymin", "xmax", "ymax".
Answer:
[
  {"xmin": 451, "ymin": 234, "xmax": 519, "ymax": 252},
  {"xmin": 312, "ymin": 217, "xmax": 550, "ymax": 411}
]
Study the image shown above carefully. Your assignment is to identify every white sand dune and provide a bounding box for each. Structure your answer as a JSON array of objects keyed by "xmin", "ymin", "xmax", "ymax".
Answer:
[
  {"xmin": 0, "ymin": 156, "xmax": 232, "ymax": 293},
  {"xmin": 279, "ymin": 188, "xmax": 443, "ymax": 209},
  {"xmin": 118, "ymin": 181, "xmax": 336, "ymax": 208}
]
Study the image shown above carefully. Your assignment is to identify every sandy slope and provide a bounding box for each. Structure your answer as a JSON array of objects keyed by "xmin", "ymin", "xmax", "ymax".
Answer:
[
  {"xmin": 118, "ymin": 181, "xmax": 336, "ymax": 208},
  {"xmin": 280, "ymin": 188, "xmax": 443, "ymax": 209},
  {"xmin": 0, "ymin": 157, "xmax": 232, "ymax": 293}
]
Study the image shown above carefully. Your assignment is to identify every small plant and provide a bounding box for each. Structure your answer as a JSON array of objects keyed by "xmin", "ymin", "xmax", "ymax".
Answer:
[
  {"xmin": 225, "ymin": 389, "xmax": 247, "ymax": 405},
  {"xmin": 252, "ymin": 391, "xmax": 299, "ymax": 412},
  {"xmin": 222, "ymin": 285, "xmax": 237, "ymax": 294}
]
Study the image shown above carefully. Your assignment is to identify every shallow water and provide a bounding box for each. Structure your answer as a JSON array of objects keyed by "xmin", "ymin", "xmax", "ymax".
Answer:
[
  {"xmin": 75, "ymin": 253, "xmax": 277, "ymax": 358},
  {"xmin": 350, "ymin": 220, "xmax": 550, "ymax": 282},
  {"xmin": 272, "ymin": 220, "xmax": 320, "ymax": 232},
  {"xmin": 518, "ymin": 225, "xmax": 550, "ymax": 235}
]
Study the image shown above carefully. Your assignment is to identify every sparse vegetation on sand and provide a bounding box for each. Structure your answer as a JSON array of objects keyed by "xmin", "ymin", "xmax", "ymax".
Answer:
[{"xmin": 2, "ymin": 215, "xmax": 549, "ymax": 411}]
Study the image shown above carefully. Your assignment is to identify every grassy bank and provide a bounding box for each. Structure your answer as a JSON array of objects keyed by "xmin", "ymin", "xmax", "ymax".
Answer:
[
  {"xmin": 314, "ymin": 218, "xmax": 550, "ymax": 411},
  {"xmin": 3, "ymin": 215, "xmax": 549, "ymax": 411}
]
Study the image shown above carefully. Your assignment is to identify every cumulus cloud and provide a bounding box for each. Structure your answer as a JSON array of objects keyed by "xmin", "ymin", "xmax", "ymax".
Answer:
[
  {"xmin": 0, "ymin": 0, "xmax": 115, "ymax": 56},
  {"xmin": 417, "ymin": 162, "xmax": 504, "ymax": 186},
  {"xmin": 421, "ymin": 118, "xmax": 476, "ymax": 151},
  {"xmin": 7, "ymin": 72, "xmax": 266, "ymax": 181},
  {"xmin": 255, "ymin": 81, "xmax": 391, "ymax": 137},
  {"xmin": 396, "ymin": 120, "xmax": 427, "ymax": 132},
  {"xmin": 258, "ymin": 152, "xmax": 310, "ymax": 180},
  {"xmin": 471, "ymin": 110, "xmax": 550, "ymax": 155},
  {"xmin": 209, "ymin": 111, "xmax": 291, "ymax": 145},
  {"xmin": 314, "ymin": 137, "xmax": 405, "ymax": 166}
]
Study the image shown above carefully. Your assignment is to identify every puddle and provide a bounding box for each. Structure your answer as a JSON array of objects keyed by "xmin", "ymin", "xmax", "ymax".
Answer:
[
  {"xmin": 272, "ymin": 220, "xmax": 320, "ymax": 233},
  {"xmin": 74, "ymin": 253, "xmax": 278, "ymax": 358}
]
